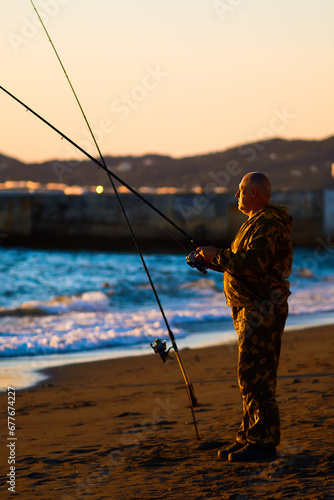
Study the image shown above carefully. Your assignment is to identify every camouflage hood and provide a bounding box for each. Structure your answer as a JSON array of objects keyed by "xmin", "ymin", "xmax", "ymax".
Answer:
[
  {"xmin": 261, "ymin": 204, "xmax": 293, "ymax": 235},
  {"xmin": 212, "ymin": 204, "xmax": 293, "ymax": 306}
]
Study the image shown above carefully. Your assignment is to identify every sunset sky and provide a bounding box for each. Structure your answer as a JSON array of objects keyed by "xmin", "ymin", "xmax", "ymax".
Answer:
[{"xmin": 1, "ymin": 0, "xmax": 333, "ymax": 163}]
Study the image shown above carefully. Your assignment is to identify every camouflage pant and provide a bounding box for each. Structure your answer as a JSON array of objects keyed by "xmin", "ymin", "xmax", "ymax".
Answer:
[{"xmin": 231, "ymin": 301, "xmax": 288, "ymax": 449}]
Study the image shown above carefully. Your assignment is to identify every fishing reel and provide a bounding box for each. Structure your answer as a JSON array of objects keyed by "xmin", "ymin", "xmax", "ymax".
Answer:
[
  {"xmin": 186, "ymin": 250, "xmax": 208, "ymax": 275},
  {"xmin": 150, "ymin": 338, "xmax": 173, "ymax": 363}
]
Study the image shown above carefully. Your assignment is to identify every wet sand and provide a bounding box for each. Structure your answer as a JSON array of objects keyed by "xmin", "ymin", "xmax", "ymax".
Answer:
[{"xmin": 0, "ymin": 323, "xmax": 333, "ymax": 499}]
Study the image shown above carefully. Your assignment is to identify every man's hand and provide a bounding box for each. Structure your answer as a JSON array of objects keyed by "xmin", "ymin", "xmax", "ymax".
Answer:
[{"xmin": 196, "ymin": 246, "xmax": 217, "ymax": 263}]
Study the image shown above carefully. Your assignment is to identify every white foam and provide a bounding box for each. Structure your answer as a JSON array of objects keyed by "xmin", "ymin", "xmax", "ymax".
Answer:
[
  {"xmin": 0, "ymin": 280, "xmax": 334, "ymax": 358},
  {"xmin": 289, "ymin": 282, "xmax": 334, "ymax": 314},
  {"xmin": 4, "ymin": 291, "xmax": 111, "ymax": 315}
]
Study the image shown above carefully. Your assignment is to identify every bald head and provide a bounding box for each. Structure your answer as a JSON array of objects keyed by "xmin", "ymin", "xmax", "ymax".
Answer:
[
  {"xmin": 236, "ymin": 172, "xmax": 271, "ymax": 217},
  {"xmin": 243, "ymin": 172, "xmax": 271, "ymax": 202}
]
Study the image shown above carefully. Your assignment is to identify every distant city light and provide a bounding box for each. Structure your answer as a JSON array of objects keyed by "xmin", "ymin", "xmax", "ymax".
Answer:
[{"xmin": 96, "ymin": 185, "xmax": 104, "ymax": 194}]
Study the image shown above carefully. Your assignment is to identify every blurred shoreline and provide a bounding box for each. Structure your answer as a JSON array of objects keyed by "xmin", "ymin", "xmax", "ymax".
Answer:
[{"xmin": 1, "ymin": 310, "xmax": 334, "ymax": 393}]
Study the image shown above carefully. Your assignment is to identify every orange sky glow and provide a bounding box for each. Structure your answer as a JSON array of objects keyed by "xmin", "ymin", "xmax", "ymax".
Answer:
[{"xmin": 1, "ymin": 0, "xmax": 333, "ymax": 163}]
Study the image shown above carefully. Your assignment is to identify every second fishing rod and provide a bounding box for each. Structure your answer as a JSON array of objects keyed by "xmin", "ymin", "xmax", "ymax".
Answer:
[
  {"xmin": 1, "ymin": 89, "xmax": 202, "ymax": 439},
  {"xmin": 4, "ymin": 0, "xmax": 203, "ymax": 441},
  {"xmin": 0, "ymin": 87, "xmax": 200, "ymax": 251},
  {"xmin": 1, "ymin": 86, "xmax": 263, "ymax": 302}
]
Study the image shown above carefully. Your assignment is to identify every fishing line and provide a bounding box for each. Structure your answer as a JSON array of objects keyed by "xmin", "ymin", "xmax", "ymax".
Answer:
[
  {"xmin": 0, "ymin": 85, "xmax": 199, "ymax": 247},
  {"xmin": 27, "ymin": 1, "xmax": 200, "ymax": 438},
  {"xmin": 132, "ymin": 196, "xmax": 193, "ymax": 253},
  {"xmin": 0, "ymin": 82, "xmax": 264, "ymax": 303},
  {"xmin": 28, "ymin": 0, "xmax": 200, "ymax": 246},
  {"xmin": 158, "ymin": 224, "xmax": 192, "ymax": 253}
]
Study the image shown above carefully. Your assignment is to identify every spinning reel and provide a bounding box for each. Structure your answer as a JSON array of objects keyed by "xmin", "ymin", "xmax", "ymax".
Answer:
[
  {"xmin": 186, "ymin": 250, "xmax": 208, "ymax": 275},
  {"xmin": 150, "ymin": 338, "xmax": 173, "ymax": 363}
]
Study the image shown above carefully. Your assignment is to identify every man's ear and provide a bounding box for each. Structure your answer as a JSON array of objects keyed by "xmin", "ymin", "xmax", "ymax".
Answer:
[{"xmin": 251, "ymin": 187, "xmax": 258, "ymax": 198}]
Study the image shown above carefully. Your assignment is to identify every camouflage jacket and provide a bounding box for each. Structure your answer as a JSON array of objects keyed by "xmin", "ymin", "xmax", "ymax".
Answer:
[{"xmin": 211, "ymin": 205, "xmax": 293, "ymax": 307}]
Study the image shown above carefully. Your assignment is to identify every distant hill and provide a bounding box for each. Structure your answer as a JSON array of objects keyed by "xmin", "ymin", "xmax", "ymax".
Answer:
[{"xmin": 1, "ymin": 136, "xmax": 334, "ymax": 192}]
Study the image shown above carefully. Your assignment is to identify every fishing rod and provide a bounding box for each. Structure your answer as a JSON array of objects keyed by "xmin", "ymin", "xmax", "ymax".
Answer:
[
  {"xmin": 0, "ymin": 87, "xmax": 263, "ymax": 302},
  {"xmin": 25, "ymin": 0, "xmax": 200, "ymax": 439},
  {"xmin": 1, "ymin": 80, "xmax": 202, "ymax": 429},
  {"xmin": 0, "ymin": 85, "xmax": 200, "ymax": 250}
]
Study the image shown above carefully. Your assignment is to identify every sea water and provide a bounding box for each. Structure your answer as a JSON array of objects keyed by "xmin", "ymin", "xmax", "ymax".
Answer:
[{"xmin": 0, "ymin": 246, "xmax": 334, "ymax": 389}]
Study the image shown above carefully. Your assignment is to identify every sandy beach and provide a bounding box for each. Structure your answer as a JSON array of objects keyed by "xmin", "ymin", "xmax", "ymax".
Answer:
[{"xmin": 0, "ymin": 323, "xmax": 333, "ymax": 500}]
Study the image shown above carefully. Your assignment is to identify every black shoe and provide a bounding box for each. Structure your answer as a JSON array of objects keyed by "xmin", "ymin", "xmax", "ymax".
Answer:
[
  {"xmin": 228, "ymin": 443, "xmax": 276, "ymax": 462},
  {"xmin": 217, "ymin": 441, "xmax": 245, "ymax": 460}
]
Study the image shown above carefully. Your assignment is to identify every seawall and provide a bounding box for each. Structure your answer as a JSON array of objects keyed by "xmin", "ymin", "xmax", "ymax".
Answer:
[{"xmin": 0, "ymin": 190, "xmax": 333, "ymax": 250}]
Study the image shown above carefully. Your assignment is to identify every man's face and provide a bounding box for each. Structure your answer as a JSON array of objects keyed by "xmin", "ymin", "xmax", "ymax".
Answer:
[{"xmin": 235, "ymin": 176, "xmax": 254, "ymax": 215}]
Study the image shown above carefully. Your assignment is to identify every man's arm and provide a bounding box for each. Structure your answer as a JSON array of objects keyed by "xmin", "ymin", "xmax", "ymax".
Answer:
[{"xmin": 197, "ymin": 221, "xmax": 281, "ymax": 277}]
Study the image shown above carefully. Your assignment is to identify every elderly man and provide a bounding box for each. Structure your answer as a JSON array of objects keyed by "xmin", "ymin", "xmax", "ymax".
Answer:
[{"xmin": 197, "ymin": 172, "xmax": 293, "ymax": 462}]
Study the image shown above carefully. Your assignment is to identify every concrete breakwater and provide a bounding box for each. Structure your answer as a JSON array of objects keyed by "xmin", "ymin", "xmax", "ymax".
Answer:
[{"xmin": 0, "ymin": 189, "xmax": 333, "ymax": 250}]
